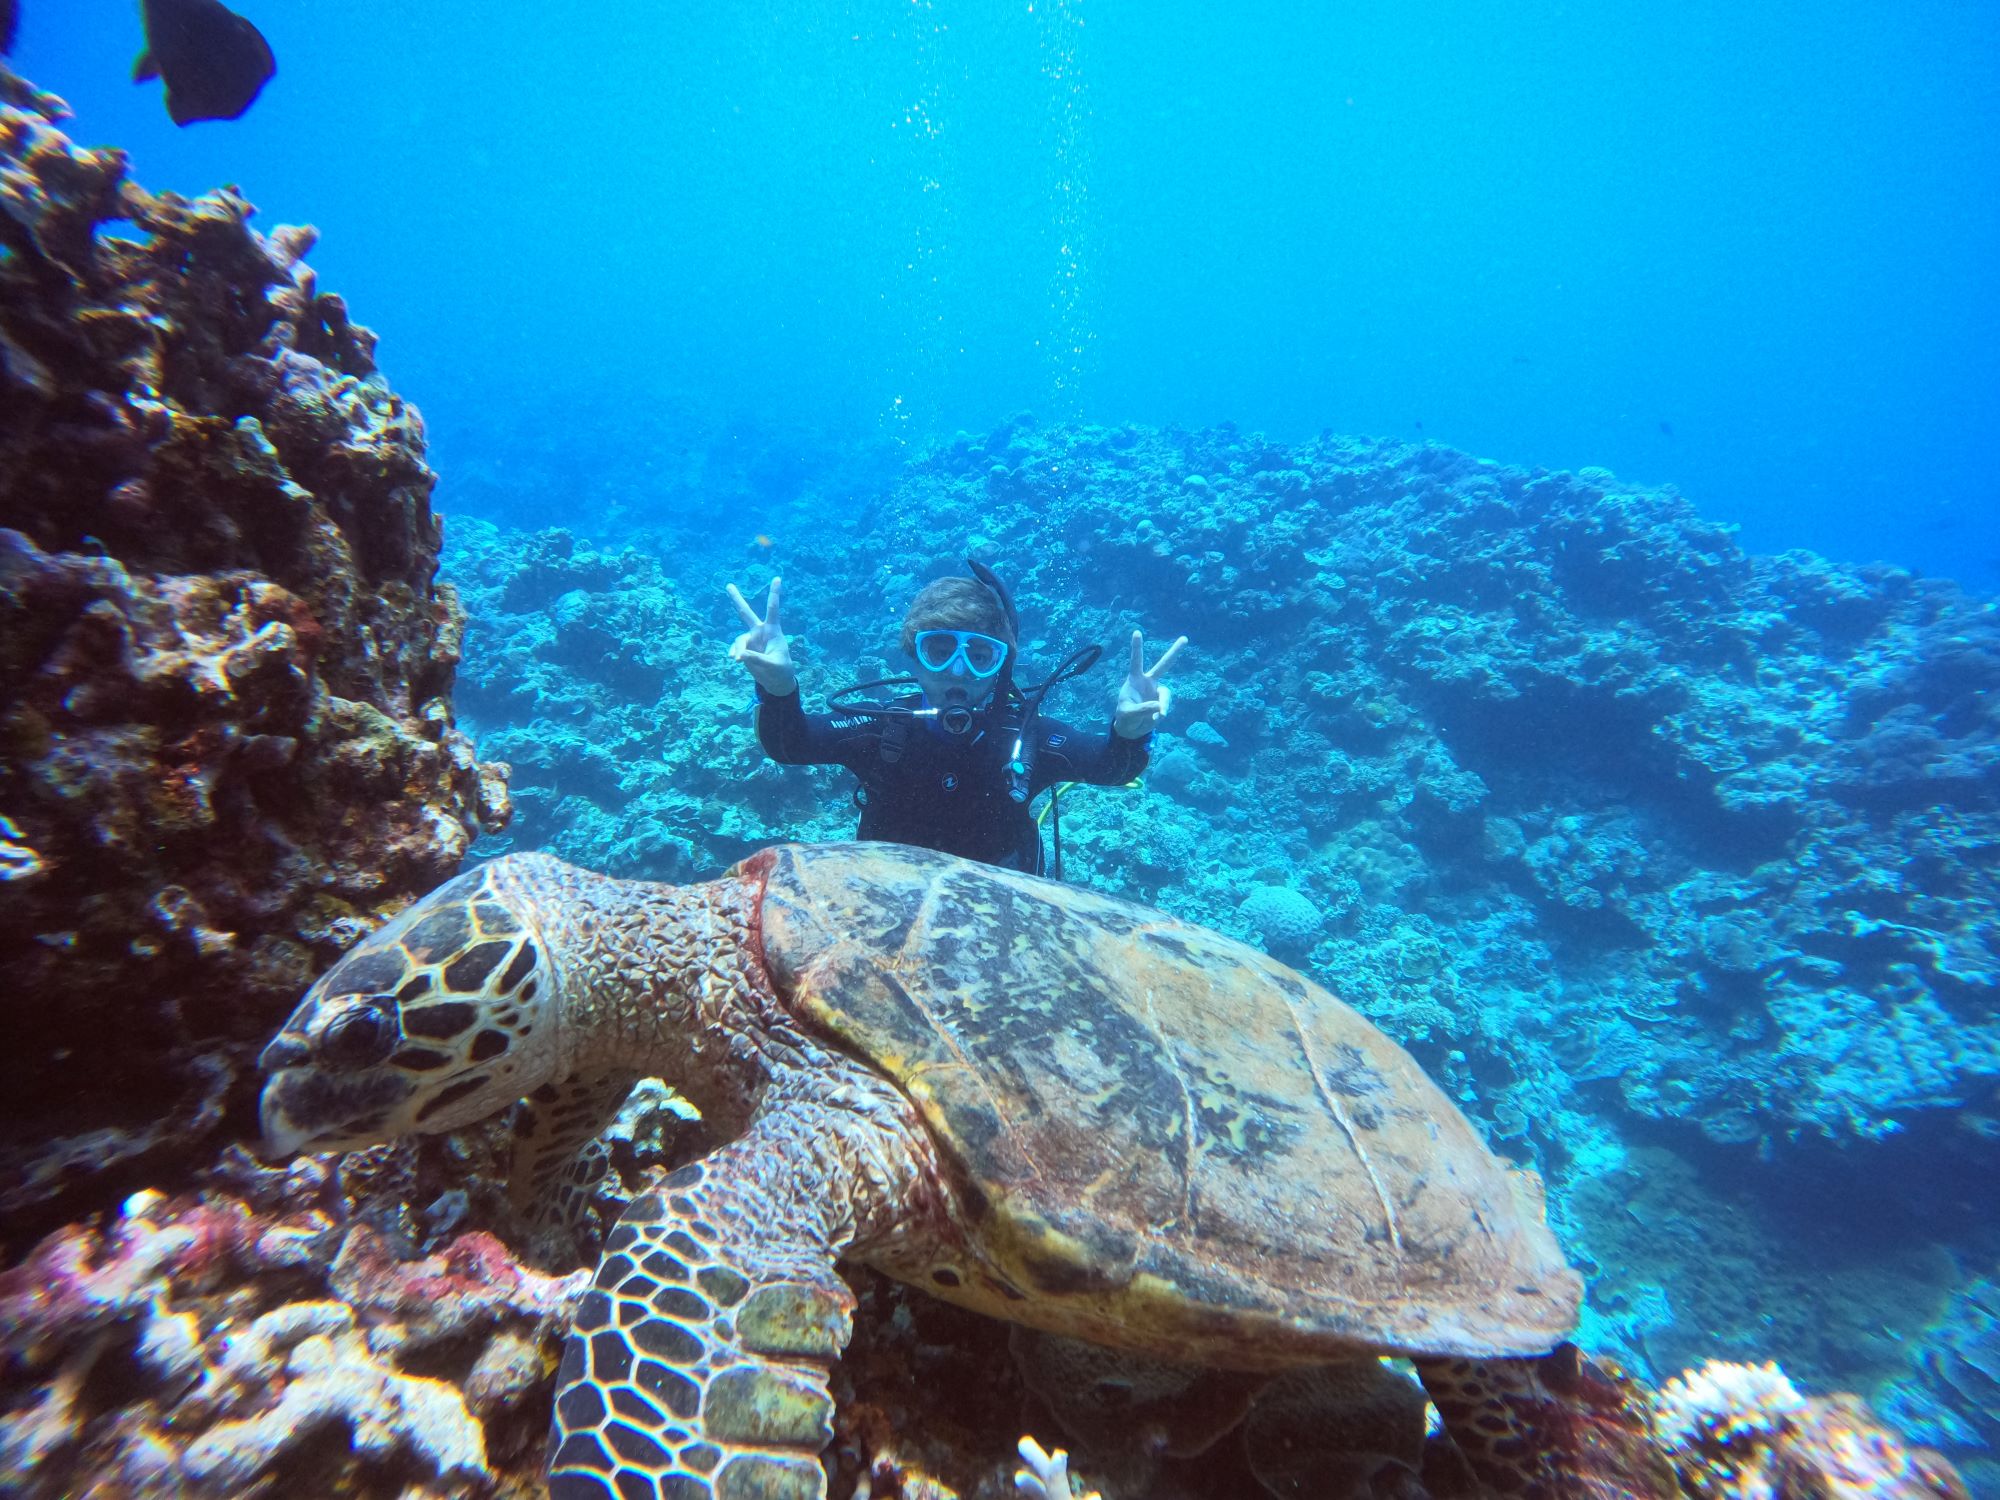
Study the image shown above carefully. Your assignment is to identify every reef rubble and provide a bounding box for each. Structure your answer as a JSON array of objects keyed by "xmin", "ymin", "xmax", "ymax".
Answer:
[
  {"xmin": 0, "ymin": 68, "xmax": 510, "ymax": 1241},
  {"xmin": 0, "ymin": 1169, "xmax": 1968, "ymax": 1499}
]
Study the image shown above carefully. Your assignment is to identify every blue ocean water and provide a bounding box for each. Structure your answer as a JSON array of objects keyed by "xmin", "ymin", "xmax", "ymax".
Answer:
[{"xmin": 15, "ymin": 0, "xmax": 2000, "ymax": 582}]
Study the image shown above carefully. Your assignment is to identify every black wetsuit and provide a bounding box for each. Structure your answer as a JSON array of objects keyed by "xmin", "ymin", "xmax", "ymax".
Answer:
[{"xmin": 754, "ymin": 686, "xmax": 1150, "ymax": 874}]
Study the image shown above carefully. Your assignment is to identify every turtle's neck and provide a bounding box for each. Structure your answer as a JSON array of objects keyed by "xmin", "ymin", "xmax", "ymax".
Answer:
[{"xmin": 502, "ymin": 857, "xmax": 792, "ymax": 1140}]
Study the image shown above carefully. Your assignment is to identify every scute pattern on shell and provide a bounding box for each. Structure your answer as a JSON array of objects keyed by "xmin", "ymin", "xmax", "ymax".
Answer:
[{"xmin": 753, "ymin": 842, "xmax": 1580, "ymax": 1367}]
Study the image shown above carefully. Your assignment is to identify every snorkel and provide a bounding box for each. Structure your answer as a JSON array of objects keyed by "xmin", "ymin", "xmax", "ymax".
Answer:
[{"xmin": 964, "ymin": 558, "xmax": 1026, "ymax": 786}]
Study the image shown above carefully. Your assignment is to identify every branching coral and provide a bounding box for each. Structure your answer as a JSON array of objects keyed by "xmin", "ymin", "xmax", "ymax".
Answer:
[
  {"xmin": 1015, "ymin": 1436, "xmax": 1105, "ymax": 1500},
  {"xmin": 183, "ymin": 1326, "xmax": 489, "ymax": 1492}
]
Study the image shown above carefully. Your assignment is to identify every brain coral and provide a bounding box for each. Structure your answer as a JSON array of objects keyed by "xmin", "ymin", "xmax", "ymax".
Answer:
[
  {"xmin": 1239, "ymin": 883, "xmax": 1324, "ymax": 954},
  {"xmin": 0, "ymin": 69, "xmax": 510, "ymax": 1241}
]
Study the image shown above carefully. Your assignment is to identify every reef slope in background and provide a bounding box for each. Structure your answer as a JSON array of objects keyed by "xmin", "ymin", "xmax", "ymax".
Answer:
[
  {"xmin": 447, "ymin": 418, "xmax": 2000, "ymax": 1480},
  {"xmin": 0, "ymin": 70, "xmax": 510, "ymax": 1242}
]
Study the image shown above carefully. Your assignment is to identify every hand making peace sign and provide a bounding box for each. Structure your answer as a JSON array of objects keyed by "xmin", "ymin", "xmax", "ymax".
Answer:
[
  {"xmin": 726, "ymin": 576, "xmax": 799, "ymax": 695},
  {"xmin": 1113, "ymin": 629, "xmax": 1188, "ymax": 740}
]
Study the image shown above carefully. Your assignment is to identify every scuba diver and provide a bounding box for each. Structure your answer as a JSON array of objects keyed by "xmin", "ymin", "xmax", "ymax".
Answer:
[{"xmin": 726, "ymin": 561, "xmax": 1186, "ymax": 877}]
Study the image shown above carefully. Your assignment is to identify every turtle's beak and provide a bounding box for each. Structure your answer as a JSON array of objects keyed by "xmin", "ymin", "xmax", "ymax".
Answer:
[
  {"xmin": 262, "ymin": 1088, "xmax": 316, "ymax": 1160},
  {"xmin": 258, "ymin": 1075, "xmax": 317, "ymax": 1158},
  {"xmin": 257, "ymin": 1031, "xmax": 317, "ymax": 1157}
]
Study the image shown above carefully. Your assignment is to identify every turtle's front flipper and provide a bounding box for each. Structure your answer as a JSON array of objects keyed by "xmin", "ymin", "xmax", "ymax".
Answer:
[
  {"xmin": 548, "ymin": 1082, "xmax": 923, "ymax": 1500},
  {"xmin": 1415, "ymin": 1346, "xmax": 1674, "ymax": 1500}
]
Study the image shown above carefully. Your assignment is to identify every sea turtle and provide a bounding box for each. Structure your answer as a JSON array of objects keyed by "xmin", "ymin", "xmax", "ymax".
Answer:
[{"xmin": 259, "ymin": 842, "xmax": 1601, "ymax": 1500}]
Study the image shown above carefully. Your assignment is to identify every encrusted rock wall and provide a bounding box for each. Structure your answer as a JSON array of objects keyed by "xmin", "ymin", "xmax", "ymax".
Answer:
[{"xmin": 0, "ymin": 69, "xmax": 510, "ymax": 1244}]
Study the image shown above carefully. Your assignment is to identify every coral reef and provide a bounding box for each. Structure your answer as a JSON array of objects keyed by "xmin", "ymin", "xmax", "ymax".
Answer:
[
  {"xmin": 909, "ymin": 424, "xmax": 2000, "ymax": 1155},
  {"xmin": 459, "ymin": 418, "xmax": 2000, "ymax": 1157},
  {"xmin": 1014, "ymin": 1437, "xmax": 1102, "ymax": 1500},
  {"xmin": 1653, "ymin": 1360, "xmax": 1969, "ymax": 1500},
  {"xmin": 3, "ymin": 56, "xmax": 1992, "ymax": 1498},
  {"xmin": 0, "ymin": 68, "xmax": 510, "ymax": 1240},
  {"xmin": 445, "ymin": 521, "xmax": 807, "ymax": 876},
  {"xmin": 2, "ymin": 1171, "xmax": 1968, "ymax": 1500}
]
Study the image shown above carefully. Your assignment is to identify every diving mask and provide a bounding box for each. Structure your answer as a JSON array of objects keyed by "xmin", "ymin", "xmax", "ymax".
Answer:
[{"xmin": 913, "ymin": 628, "xmax": 1011, "ymax": 679}]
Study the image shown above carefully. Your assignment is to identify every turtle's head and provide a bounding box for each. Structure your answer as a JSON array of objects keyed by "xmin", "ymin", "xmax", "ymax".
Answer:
[{"xmin": 258, "ymin": 862, "xmax": 560, "ymax": 1156}]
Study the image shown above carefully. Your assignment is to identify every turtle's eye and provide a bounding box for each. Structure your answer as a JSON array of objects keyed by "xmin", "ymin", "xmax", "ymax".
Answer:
[{"xmin": 320, "ymin": 1000, "xmax": 397, "ymax": 1070}]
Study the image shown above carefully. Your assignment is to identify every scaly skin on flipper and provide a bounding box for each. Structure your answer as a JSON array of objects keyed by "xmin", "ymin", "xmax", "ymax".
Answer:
[
  {"xmin": 544, "ymin": 1056, "xmax": 940, "ymax": 1500},
  {"xmin": 551, "ymin": 1084, "xmax": 908, "ymax": 1500},
  {"xmin": 259, "ymin": 843, "xmax": 1604, "ymax": 1498},
  {"xmin": 1417, "ymin": 1345, "xmax": 1676, "ymax": 1500},
  {"xmin": 549, "ymin": 1059, "xmax": 943, "ymax": 1500}
]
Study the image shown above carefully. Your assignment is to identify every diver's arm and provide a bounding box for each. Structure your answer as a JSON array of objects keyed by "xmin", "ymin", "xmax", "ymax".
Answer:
[
  {"xmin": 1031, "ymin": 714, "xmax": 1151, "ymax": 791},
  {"xmin": 1024, "ymin": 628, "xmax": 1181, "ymax": 790},
  {"xmin": 733, "ymin": 575, "xmax": 863, "ymax": 766},
  {"xmin": 752, "ymin": 684, "xmax": 864, "ymax": 767}
]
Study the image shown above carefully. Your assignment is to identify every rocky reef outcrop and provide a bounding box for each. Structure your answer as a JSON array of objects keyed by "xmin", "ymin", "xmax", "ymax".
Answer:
[{"xmin": 0, "ymin": 68, "xmax": 510, "ymax": 1243}]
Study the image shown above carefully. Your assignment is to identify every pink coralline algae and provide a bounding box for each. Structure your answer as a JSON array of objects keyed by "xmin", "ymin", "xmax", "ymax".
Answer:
[
  {"xmin": 0, "ymin": 65, "xmax": 511, "ymax": 1241},
  {"xmin": 0, "ymin": 1187, "xmax": 582, "ymax": 1496}
]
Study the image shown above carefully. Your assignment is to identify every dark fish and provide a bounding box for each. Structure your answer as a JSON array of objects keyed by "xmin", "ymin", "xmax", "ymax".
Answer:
[
  {"xmin": 1, "ymin": 0, "xmax": 17, "ymax": 53},
  {"xmin": 1658, "ymin": 419, "xmax": 1674, "ymax": 439},
  {"xmin": 133, "ymin": 0, "xmax": 275, "ymax": 125}
]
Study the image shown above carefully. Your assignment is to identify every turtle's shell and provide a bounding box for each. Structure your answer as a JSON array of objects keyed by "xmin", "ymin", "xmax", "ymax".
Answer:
[{"xmin": 752, "ymin": 842, "xmax": 1581, "ymax": 1369}]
